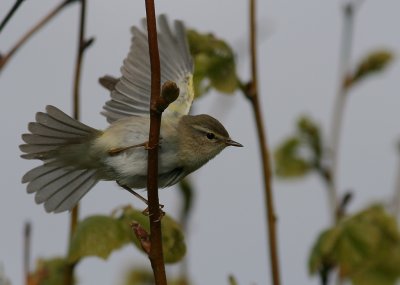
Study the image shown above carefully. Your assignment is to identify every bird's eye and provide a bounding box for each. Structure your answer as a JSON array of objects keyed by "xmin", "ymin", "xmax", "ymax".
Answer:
[{"xmin": 206, "ymin": 133, "xmax": 215, "ymax": 140}]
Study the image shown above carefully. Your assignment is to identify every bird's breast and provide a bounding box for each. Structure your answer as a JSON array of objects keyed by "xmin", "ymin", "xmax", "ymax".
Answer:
[{"xmin": 94, "ymin": 117, "xmax": 182, "ymax": 188}]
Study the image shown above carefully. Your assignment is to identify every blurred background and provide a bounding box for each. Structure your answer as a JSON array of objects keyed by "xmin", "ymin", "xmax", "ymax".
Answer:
[{"xmin": 1, "ymin": 0, "xmax": 399, "ymax": 284}]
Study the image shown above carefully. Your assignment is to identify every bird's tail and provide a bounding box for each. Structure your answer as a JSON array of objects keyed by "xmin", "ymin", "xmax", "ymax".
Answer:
[{"xmin": 20, "ymin": 105, "xmax": 101, "ymax": 213}]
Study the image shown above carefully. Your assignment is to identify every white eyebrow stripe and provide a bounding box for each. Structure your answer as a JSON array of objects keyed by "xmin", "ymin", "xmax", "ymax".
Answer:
[
  {"xmin": 191, "ymin": 125, "xmax": 225, "ymax": 139},
  {"xmin": 192, "ymin": 126, "xmax": 209, "ymax": 133}
]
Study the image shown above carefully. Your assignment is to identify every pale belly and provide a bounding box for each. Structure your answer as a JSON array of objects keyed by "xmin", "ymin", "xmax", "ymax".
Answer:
[
  {"xmin": 93, "ymin": 116, "xmax": 183, "ymax": 189},
  {"xmin": 103, "ymin": 145, "xmax": 183, "ymax": 188}
]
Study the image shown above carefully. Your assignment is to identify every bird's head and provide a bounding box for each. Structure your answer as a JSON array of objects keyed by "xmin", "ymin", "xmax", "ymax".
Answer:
[{"xmin": 177, "ymin": 114, "xmax": 242, "ymax": 170}]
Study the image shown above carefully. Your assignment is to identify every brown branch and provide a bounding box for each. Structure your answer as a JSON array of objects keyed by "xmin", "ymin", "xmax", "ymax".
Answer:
[
  {"xmin": 144, "ymin": 2, "xmax": 171, "ymax": 284},
  {"xmin": 241, "ymin": 1, "xmax": 281, "ymax": 284},
  {"xmin": 0, "ymin": 0, "xmax": 77, "ymax": 71},
  {"xmin": 65, "ymin": 1, "xmax": 92, "ymax": 284},
  {"xmin": 0, "ymin": 0, "xmax": 26, "ymax": 34}
]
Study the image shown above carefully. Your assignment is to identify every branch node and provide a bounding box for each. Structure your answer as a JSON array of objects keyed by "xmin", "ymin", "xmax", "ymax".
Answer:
[
  {"xmin": 337, "ymin": 191, "xmax": 354, "ymax": 219},
  {"xmin": 240, "ymin": 80, "xmax": 256, "ymax": 102},
  {"xmin": 154, "ymin": 80, "xmax": 180, "ymax": 113},
  {"xmin": 131, "ymin": 221, "xmax": 151, "ymax": 254},
  {"xmin": 80, "ymin": 37, "xmax": 95, "ymax": 52}
]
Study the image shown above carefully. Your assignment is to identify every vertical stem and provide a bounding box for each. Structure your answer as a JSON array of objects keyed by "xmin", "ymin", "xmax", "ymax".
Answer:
[
  {"xmin": 69, "ymin": 0, "xmax": 86, "ymax": 243},
  {"xmin": 329, "ymin": 3, "xmax": 355, "ymax": 224},
  {"xmin": 23, "ymin": 222, "xmax": 31, "ymax": 285},
  {"xmin": 72, "ymin": 0, "xmax": 86, "ymax": 122},
  {"xmin": 248, "ymin": 1, "xmax": 281, "ymax": 284},
  {"xmin": 392, "ymin": 143, "xmax": 400, "ymax": 221},
  {"xmin": 0, "ymin": 0, "xmax": 26, "ymax": 34},
  {"xmin": 144, "ymin": 1, "xmax": 167, "ymax": 284},
  {"xmin": 330, "ymin": 3, "xmax": 363, "ymax": 284},
  {"xmin": 65, "ymin": 1, "xmax": 88, "ymax": 284}
]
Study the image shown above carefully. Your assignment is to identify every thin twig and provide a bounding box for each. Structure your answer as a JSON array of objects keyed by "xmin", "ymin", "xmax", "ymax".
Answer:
[
  {"xmin": 0, "ymin": 0, "xmax": 26, "ymax": 34},
  {"xmin": 392, "ymin": 142, "xmax": 400, "ymax": 221},
  {"xmin": 329, "ymin": 3, "xmax": 355, "ymax": 224},
  {"xmin": 0, "ymin": 0, "xmax": 77, "ymax": 71},
  {"xmin": 144, "ymin": 1, "xmax": 167, "ymax": 284},
  {"xmin": 329, "ymin": 1, "xmax": 364, "ymax": 225},
  {"xmin": 330, "ymin": 3, "xmax": 364, "ymax": 284},
  {"xmin": 65, "ymin": 0, "xmax": 91, "ymax": 284},
  {"xmin": 242, "ymin": 1, "xmax": 281, "ymax": 284},
  {"xmin": 23, "ymin": 222, "xmax": 31, "ymax": 285}
]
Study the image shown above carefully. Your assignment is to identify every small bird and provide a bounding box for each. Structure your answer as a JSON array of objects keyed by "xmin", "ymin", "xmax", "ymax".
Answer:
[{"xmin": 20, "ymin": 15, "xmax": 242, "ymax": 213}]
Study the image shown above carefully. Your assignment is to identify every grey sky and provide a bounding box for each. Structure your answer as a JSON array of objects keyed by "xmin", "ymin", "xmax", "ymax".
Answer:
[{"xmin": 1, "ymin": 1, "xmax": 399, "ymax": 284}]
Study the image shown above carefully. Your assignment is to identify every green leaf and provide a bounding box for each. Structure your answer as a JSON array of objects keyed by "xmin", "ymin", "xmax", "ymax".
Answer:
[
  {"xmin": 308, "ymin": 228, "xmax": 341, "ymax": 274},
  {"xmin": 297, "ymin": 116, "xmax": 323, "ymax": 162},
  {"xmin": 118, "ymin": 206, "xmax": 186, "ymax": 263},
  {"xmin": 349, "ymin": 49, "xmax": 394, "ymax": 88},
  {"xmin": 274, "ymin": 137, "xmax": 312, "ymax": 178},
  {"xmin": 68, "ymin": 207, "xmax": 186, "ymax": 264},
  {"xmin": 187, "ymin": 29, "xmax": 238, "ymax": 97},
  {"xmin": 122, "ymin": 268, "xmax": 154, "ymax": 285},
  {"xmin": 29, "ymin": 257, "xmax": 74, "ymax": 285},
  {"xmin": 274, "ymin": 115, "xmax": 326, "ymax": 180},
  {"xmin": 228, "ymin": 275, "xmax": 239, "ymax": 285},
  {"xmin": 351, "ymin": 243, "xmax": 400, "ymax": 285},
  {"xmin": 121, "ymin": 267, "xmax": 192, "ymax": 285},
  {"xmin": 68, "ymin": 215, "xmax": 130, "ymax": 262},
  {"xmin": 308, "ymin": 205, "xmax": 400, "ymax": 284},
  {"xmin": 169, "ymin": 277, "xmax": 192, "ymax": 285}
]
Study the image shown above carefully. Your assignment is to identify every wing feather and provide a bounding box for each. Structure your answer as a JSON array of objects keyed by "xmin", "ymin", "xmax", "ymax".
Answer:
[{"xmin": 101, "ymin": 15, "xmax": 194, "ymax": 123}]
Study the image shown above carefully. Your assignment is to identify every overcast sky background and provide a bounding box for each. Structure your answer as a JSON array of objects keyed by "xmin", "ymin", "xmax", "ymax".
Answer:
[{"xmin": 1, "ymin": 1, "xmax": 400, "ymax": 284}]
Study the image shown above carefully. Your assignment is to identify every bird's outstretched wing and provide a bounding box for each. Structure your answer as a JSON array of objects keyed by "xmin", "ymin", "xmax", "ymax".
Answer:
[{"xmin": 101, "ymin": 15, "xmax": 194, "ymax": 123}]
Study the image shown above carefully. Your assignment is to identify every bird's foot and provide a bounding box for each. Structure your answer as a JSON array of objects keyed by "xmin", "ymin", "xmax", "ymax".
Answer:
[{"xmin": 142, "ymin": 205, "xmax": 165, "ymax": 221}]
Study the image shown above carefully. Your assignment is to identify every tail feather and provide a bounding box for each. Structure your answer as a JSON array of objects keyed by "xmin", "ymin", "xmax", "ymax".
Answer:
[
  {"xmin": 35, "ymin": 169, "xmax": 85, "ymax": 203},
  {"xmin": 20, "ymin": 144, "xmax": 59, "ymax": 158},
  {"xmin": 27, "ymin": 166, "xmax": 68, "ymax": 194},
  {"xmin": 44, "ymin": 169, "xmax": 97, "ymax": 213},
  {"xmin": 35, "ymin": 112, "xmax": 89, "ymax": 136},
  {"xmin": 22, "ymin": 161, "xmax": 63, "ymax": 183},
  {"xmin": 20, "ymin": 105, "xmax": 101, "ymax": 213},
  {"xmin": 22, "ymin": 134, "xmax": 70, "ymax": 145},
  {"xmin": 28, "ymin": 122, "xmax": 84, "ymax": 139},
  {"xmin": 45, "ymin": 105, "xmax": 98, "ymax": 133}
]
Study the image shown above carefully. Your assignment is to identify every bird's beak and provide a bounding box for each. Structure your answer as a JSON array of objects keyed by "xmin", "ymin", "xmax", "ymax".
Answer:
[{"xmin": 225, "ymin": 139, "xmax": 243, "ymax": 147}]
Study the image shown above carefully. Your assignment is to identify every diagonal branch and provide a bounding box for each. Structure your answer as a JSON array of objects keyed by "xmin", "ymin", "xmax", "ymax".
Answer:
[
  {"xmin": 0, "ymin": 0, "xmax": 77, "ymax": 72},
  {"xmin": 0, "ymin": 0, "xmax": 26, "ymax": 34}
]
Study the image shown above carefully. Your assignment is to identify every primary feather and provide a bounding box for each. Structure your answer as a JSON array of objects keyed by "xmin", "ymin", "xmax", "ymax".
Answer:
[{"xmin": 101, "ymin": 14, "xmax": 194, "ymax": 123}]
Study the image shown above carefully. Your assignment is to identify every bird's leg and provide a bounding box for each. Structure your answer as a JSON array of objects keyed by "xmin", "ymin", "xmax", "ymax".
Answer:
[
  {"xmin": 117, "ymin": 182, "xmax": 149, "ymax": 204},
  {"xmin": 108, "ymin": 139, "xmax": 163, "ymax": 156},
  {"xmin": 108, "ymin": 138, "xmax": 162, "ymax": 156},
  {"xmin": 108, "ymin": 142, "xmax": 148, "ymax": 156},
  {"xmin": 116, "ymin": 182, "xmax": 164, "ymax": 217}
]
